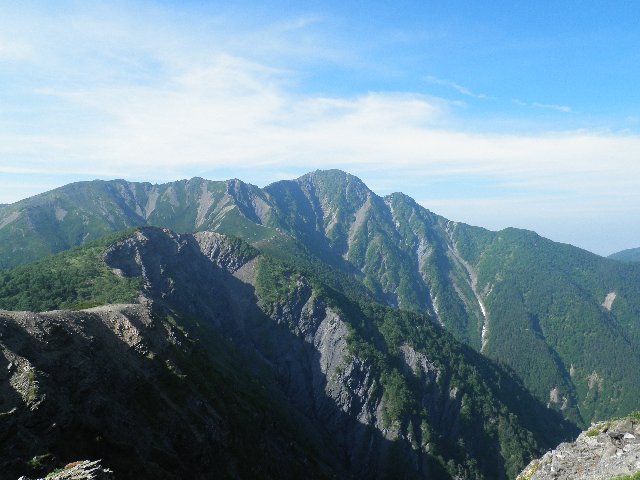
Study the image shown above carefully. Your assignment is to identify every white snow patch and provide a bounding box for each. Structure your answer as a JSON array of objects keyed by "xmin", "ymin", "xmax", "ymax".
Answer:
[
  {"xmin": 432, "ymin": 295, "xmax": 444, "ymax": 326},
  {"xmin": 479, "ymin": 301, "xmax": 488, "ymax": 348}
]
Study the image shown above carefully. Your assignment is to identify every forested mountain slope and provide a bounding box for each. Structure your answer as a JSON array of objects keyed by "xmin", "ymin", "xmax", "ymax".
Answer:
[
  {"xmin": 609, "ymin": 246, "xmax": 640, "ymax": 263},
  {"xmin": 0, "ymin": 228, "xmax": 576, "ymax": 479},
  {"xmin": 243, "ymin": 170, "xmax": 640, "ymax": 426},
  {"xmin": 0, "ymin": 177, "xmax": 277, "ymax": 269},
  {"xmin": 1, "ymin": 170, "xmax": 639, "ymax": 426}
]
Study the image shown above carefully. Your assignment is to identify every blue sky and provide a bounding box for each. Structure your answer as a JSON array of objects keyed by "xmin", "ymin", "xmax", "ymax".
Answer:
[{"xmin": 1, "ymin": 1, "xmax": 639, "ymax": 255}]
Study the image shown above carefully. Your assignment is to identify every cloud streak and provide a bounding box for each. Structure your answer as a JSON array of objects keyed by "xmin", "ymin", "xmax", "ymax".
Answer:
[
  {"xmin": 531, "ymin": 102, "xmax": 572, "ymax": 113},
  {"xmin": 425, "ymin": 75, "xmax": 492, "ymax": 99},
  {"xmin": 423, "ymin": 76, "xmax": 572, "ymax": 114},
  {"xmin": 514, "ymin": 99, "xmax": 572, "ymax": 113}
]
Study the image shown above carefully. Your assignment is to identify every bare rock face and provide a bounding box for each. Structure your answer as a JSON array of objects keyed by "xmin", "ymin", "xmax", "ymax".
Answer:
[
  {"xmin": 0, "ymin": 269, "xmax": 335, "ymax": 478},
  {"xmin": 0, "ymin": 305, "xmax": 231, "ymax": 478},
  {"xmin": 101, "ymin": 228, "xmax": 439, "ymax": 477},
  {"xmin": 517, "ymin": 416, "xmax": 640, "ymax": 479},
  {"xmin": 19, "ymin": 460, "xmax": 114, "ymax": 480},
  {"xmin": 193, "ymin": 230, "xmax": 258, "ymax": 272}
]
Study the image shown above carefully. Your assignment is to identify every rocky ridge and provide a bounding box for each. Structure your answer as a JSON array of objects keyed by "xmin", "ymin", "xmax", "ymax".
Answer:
[
  {"xmin": 101, "ymin": 227, "xmax": 449, "ymax": 477},
  {"xmin": 1, "ymin": 229, "xmax": 340, "ymax": 479},
  {"xmin": 517, "ymin": 414, "xmax": 640, "ymax": 480},
  {"xmin": 1, "ymin": 227, "xmax": 577, "ymax": 478}
]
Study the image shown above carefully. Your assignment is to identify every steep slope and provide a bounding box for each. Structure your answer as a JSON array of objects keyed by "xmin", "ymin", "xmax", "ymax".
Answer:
[
  {"xmin": 451, "ymin": 226, "xmax": 640, "ymax": 425},
  {"xmin": 1, "ymin": 303, "xmax": 343, "ymax": 480},
  {"xmin": 0, "ymin": 177, "xmax": 278, "ymax": 269},
  {"xmin": 226, "ymin": 170, "xmax": 640, "ymax": 426},
  {"xmin": 1, "ymin": 228, "xmax": 577, "ymax": 479},
  {"xmin": 261, "ymin": 172, "xmax": 440, "ymax": 315},
  {"xmin": 610, "ymin": 246, "xmax": 640, "ymax": 263},
  {"xmin": 0, "ymin": 231, "xmax": 339, "ymax": 479},
  {"xmin": 2, "ymin": 170, "xmax": 639, "ymax": 427},
  {"xmin": 100, "ymin": 227, "xmax": 580, "ymax": 478},
  {"xmin": 250, "ymin": 171, "xmax": 640, "ymax": 426}
]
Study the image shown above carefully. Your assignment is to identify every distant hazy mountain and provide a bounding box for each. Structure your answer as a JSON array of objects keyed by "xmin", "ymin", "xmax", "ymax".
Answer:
[
  {"xmin": 609, "ymin": 246, "xmax": 640, "ymax": 263},
  {"xmin": 1, "ymin": 170, "xmax": 639, "ymax": 428},
  {"xmin": 0, "ymin": 227, "xmax": 575, "ymax": 479}
]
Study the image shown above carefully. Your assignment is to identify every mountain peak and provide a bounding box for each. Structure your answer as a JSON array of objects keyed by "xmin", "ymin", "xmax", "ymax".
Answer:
[
  {"xmin": 294, "ymin": 169, "xmax": 373, "ymax": 202},
  {"xmin": 298, "ymin": 168, "xmax": 356, "ymax": 180},
  {"xmin": 296, "ymin": 169, "xmax": 369, "ymax": 190}
]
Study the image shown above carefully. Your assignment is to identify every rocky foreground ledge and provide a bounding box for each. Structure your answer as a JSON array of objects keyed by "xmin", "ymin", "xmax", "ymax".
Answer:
[
  {"xmin": 517, "ymin": 414, "xmax": 640, "ymax": 480},
  {"xmin": 18, "ymin": 460, "xmax": 113, "ymax": 480}
]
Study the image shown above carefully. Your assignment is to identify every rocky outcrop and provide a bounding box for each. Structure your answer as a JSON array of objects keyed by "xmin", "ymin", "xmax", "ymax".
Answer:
[
  {"xmin": 193, "ymin": 230, "xmax": 258, "ymax": 272},
  {"xmin": 1, "ymin": 305, "xmax": 220, "ymax": 478},
  {"xmin": 0, "ymin": 301, "xmax": 336, "ymax": 479},
  {"xmin": 518, "ymin": 415, "xmax": 640, "ymax": 479},
  {"xmin": 20, "ymin": 460, "xmax": 114, "ymax": 480}
]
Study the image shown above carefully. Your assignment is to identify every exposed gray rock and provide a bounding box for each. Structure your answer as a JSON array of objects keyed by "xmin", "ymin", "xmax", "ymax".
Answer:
[
  {"xmin": 518, "ymin": 416, "xmax": 640, "ymax": 479},
  {"xmin": 0, "ymin": 301, "xmax": 334, "ymax": 479},
  {"xmin": 399, "ymin": 343, "xmax": 437, "ymax": 378},
  {"xmin": 28, "ymin": 460, "xmax": 114, "ymax": 479},
  {"xmin": 103, "ymin": 229, "xmax": 430, "ymax": 476},
  {"xmin": 194, "ymin": 230, "xmax": 258, "ymax": 272}
]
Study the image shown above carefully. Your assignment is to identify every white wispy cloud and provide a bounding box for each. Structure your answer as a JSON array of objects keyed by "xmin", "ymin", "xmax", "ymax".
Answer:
[
  {"xmin": 424, "ymin": 77, "xmax": 572, "ymax": 114},
  {"xmin": 425, "ymin": 75, "xmax": 491, "ymax": 99},
  {"xmin": 531, "ymin": 102, "xmax": 572, "ymax": 113},
  {"xmin": 0, "ymin": 6, "xmax": 626, "ymax": 184},
  {"xmin": 5, "ymin": 56, "xmax": 637, "ymax": 191},
  {"xmin": 0, "ymin": 2, "xmax": 637, "ymax": 255},
  {"xmin": 514, "ymin": 99, "xmax": 572, "ymax": 113}
]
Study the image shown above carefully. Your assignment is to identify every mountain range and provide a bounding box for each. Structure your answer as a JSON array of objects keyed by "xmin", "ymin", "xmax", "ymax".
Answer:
[{"xmin": 1, "ymin": 169, "xmax": 639, "ymax": 478}]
